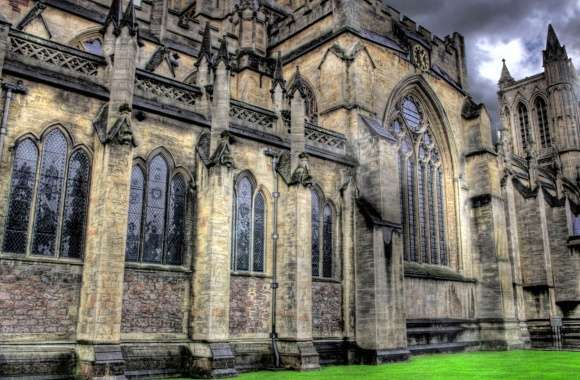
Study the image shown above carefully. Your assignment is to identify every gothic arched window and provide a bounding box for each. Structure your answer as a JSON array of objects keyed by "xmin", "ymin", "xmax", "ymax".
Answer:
[
  {"xmin": 3, "ymin": 128, "xmax": 91, "ymax": 259},
  {"xmin": 517, "ymin": 103, "xmax": 531, "ymax": 151},
  {"xmin": 232, "ymin": 174, "xmax": 266, "ymax": 273},
  {"xmin": 535, "ymin": 97, "xmax": 552, "ymax": 149},
  {"xmin": 124, "ymin": 153, "xmax": 188, "ymax": 266},
  {"xmin": 389, "ymin": 96, "xmax": 449, "ymax": 266},
  {"xmin": 311, "ymin": 189, "xmax": 334, "ymax": 278}
]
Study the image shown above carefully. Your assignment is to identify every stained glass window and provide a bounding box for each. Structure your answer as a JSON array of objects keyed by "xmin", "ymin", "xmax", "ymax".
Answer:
[
  {"xmin": 143, "ymin": 155, "xmax": 169, "ymax": 263},
  {"xmin": 428, "ymin": 164, "xmax": 438, "ymax": 264},
  {"xmin": 407, "ymin": 159, "xmax": 416, "ymax": 261},
  {"xmin": 418, "ymin": 163, "xmax": 428, "ymax": 263},
  {"xmin": 437, "ymin": 168, "xmax": 447, "ymax": 265},
  {"xmin": 3, "ymin": 139, "xmax": 38, "ymax": 254},
  {"xmin": 535, "ymin": 98, "xmax": 551, "ymax": 149},
  {"xmin": 399, "ymin": 152, "xmax": 408, "ymax": 261},
  {"xmin": 165, "ymin": 174, "xmax": 186, "ymax": 265},
  {"xmin": 322, "ymin": 204, "xmax": 333, "ymax": 278},
  {"xmin": 31, "ymin": 130, "xmax": 68, "ymax": 256},
  {"xmin": 234, "ymin": 176, "xmax": 252, "ymax": 271},
  {"xmin": 60, "ymin": 150, "xmax": 90, "ymax": 258},
  {"xmin": 253, "ymin": 192, "xmax": 265, "ymax": 272},
  {"xmin": 518, "ymin": 103, "xmax": 530, "ymax": 150},
  {"xmin": 311, "ymin": 190, "xmax": 321, "ymax": 277},
  {"xmin": 125, "ymin": 166, "xmax": 145, "ymax": 262}
]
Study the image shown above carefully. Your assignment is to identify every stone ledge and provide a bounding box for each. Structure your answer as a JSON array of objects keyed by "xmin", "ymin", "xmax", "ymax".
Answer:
[{"xmin": 404, "ymin": 262, "xmax": 477, "ymax": 283}]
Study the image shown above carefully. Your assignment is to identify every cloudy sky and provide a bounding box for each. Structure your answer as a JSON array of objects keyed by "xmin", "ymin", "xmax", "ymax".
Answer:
[{"xmin": 387, "ymin": 0, "xmax": 580, "ymax": 129}]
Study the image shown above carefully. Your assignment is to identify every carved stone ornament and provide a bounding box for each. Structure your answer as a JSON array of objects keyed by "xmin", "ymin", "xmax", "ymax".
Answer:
[
  {"xmin": 412, "ymin": 44, "xmax": 430, "ymax": 72},
  {"xmin": 290, "ymin": 152, "xmax": 313, "ymax": 187},
  {"xmin": 209, "ymin": 131, "xmax": 235, "ymax": 169},
  {"xmin": 106, "ymin": 104, "xmax": 137, "ymax": 147}
]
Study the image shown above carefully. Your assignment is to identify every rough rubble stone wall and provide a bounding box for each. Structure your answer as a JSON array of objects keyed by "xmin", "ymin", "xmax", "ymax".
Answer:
[
  {"xmin": 229, "ymin": 275, "xmax": 272, "ymax": 338},
  {"xmin": 0, "ymin": 260, "xmax": 81, "ymax": 339},
  {"xmin": 312, "ymin": 281, "xmax": 343, "ymax": 338},
  {"xmin": 121, "ymin": 269, "xmax": 189, "ymax": 334}
]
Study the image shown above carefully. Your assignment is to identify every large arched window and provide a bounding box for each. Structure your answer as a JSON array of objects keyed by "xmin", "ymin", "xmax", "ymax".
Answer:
[
  {"xmin": 232, "ymin": 173, "xmax": 266, "ymax": 273},
  {"xmin": 311, "ymin": 189, "xmax": 334, "ymax": 278},
  {"xmin": 535, "ymin": 97, "xmax": 552, "ymax": 149},
  {"xmin": 389, "ymin": 95, "xmax": 448, "ymax": 266},
  {"xmin": 3, "ymin": 128, "xmax": 91, "ymax": 259},
  {"xmin": 517, "ymin": 103, "xmax": 531, "ymax": 151},
  {"xmin": 125, "ymin": 153, "xmax": 188, "ymax": 265}
]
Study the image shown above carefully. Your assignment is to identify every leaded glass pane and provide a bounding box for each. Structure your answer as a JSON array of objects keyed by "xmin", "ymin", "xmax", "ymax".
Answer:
[
  {"xmin": 3, "ymin": 139, "xmax": 38, "ymax": 254},
  {"xmin": 389, "ymin": 120, "xmax": 402, "ymax": 137},
  {"xmin": 234, "ymin": 177, "xmax": 252, "ymax": 271},
  {"xmin": 165, "ymin": 175, "xmax": 186, "ymax": 265},
  {"xmin": 252, "ymin": 192, "xmax": 265, "ymax": 273},
  {"xmin": 407, "ymin": 159, "xmax": 416, "ymax": 261},
  {"xmin": 401, "ymin": 134, "xmax": 413, "ymax": 156},
  {"xmin": 60, "ymin": 150, "xmax": 90, "ymax": 259},
  {"xmin": 399, "ymin": 153, "xmax": 409, "ymax": 261},
  {"xmin": 418, "ymin": 163, "xmax": 428, "ymax": 263},
  {"xmin": 31, "ymin": 130, "xmax": 68, "ymax": 256},
  {"xmin": 322, "ymin": 204, "xmax": 333, "ymax": 278},
  {"xmin": 82, "ymin": 38, "xmax": 103, "ymax": 55},
  {"xmin": 125, "ymin": 166, "xmax": 144, "ymax": 262},
  {"xmin": 311, "ymin": 191, "xmax": 321, "ymax": 277},
  {"xmin": 428, "ymin": 164, "xmax": 438, "ymax": 265},
  {"xmin": 437, "ymin": 168, "xmax": 448, "ymax": 266},
  {"xmin": 536, "ymin": 98, "xmax": 552, "ymax": 148},
  {"xmin": 143, "ymin": 155, "xmax": 168, "ymax": 263},
  {"xmin": 402, "ymin": 97, "xmax": 422, "ymax": 132}
]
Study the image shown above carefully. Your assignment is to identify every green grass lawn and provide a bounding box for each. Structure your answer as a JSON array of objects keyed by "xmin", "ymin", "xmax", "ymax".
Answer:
[{"xmin": 174, "ymin": 350, "xmax": 580, "ymax": 380}]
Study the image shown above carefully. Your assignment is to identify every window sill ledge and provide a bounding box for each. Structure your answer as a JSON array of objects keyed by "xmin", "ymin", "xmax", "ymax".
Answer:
[
  {"xmin": 313, "ymin": 277, "xmax": 341, "ymax": 284},
  {"xmin": 567, "ymin": 236, "xmax": 580, "ymax": 248},
  {"xmin": 404, "ymin": 262, "xmax": 477, "ymax": 283},
  {"xmin": 0, "ymin": 253, "xmax": 83, "ymax": 266},
  {"xmin": 124, "ymin": 262, "xmax": 192, "ymax": 274},
  {"xmin": 231, "ymin": 271, "xmax": 273, "ymax": 279}
]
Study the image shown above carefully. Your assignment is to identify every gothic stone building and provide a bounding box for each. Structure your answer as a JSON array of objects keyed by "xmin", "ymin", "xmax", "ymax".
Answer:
[{"xmin": 0, "ymin": 0, "xmax": 578, "ymax": 379}]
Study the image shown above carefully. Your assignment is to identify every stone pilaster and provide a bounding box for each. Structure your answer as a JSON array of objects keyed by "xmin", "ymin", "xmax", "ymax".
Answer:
[
  {"xmin": 276, "ymin": 182, "xmax": 320, "ymax": 371},
  {"xmin": 289, "ymin": 88, "xmax": 306, "ymax": 171},
  {"xmin": 210, "ymin": 37, "xmax": 230, "ymax": 152},
  {"xmin": 189, "ymin": 163, "xmax": 237, "ymax": 378},
  {"xmin": 352, "ymin": 121, "xmax": 408, "ymax": 363},
  {"xmin": 76, "ymin": 2, "xmax": 139, "ymax": 378},
  {"xmin": 149, "ymin": 0, "xmax": 168, "ymax": 42}
]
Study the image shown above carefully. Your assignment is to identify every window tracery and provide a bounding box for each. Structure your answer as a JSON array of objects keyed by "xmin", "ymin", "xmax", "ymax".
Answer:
[
  {"xmin": 518, "ymin": 102, "xmax": 531, "ymax": 151},
  {"xmin": 535, "ymin": 97, "xmax": 552, "ymax": 149},
  {"xmin": 3, "ymin": 129, "xmax": 91, "ymax": 259},
  {"xmin": 232, "ymin": 173, "xmax": 266, "ymax": 273},
  {"xmin": 124, "ymin": 153, "xmax": 187, "ymax": 266},
  {"xmin": 389, "ymin": 95, "xmax": 449, "ymax": 266}
]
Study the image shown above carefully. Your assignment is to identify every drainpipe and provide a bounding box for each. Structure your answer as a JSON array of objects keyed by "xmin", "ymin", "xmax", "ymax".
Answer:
[
  {"xmin": 0, "ymin": 81, "xmax": 27, "ymax": 162},
  {"xmin": 264, "ymin": 148, "xmax": 281, "ymax": 368}
]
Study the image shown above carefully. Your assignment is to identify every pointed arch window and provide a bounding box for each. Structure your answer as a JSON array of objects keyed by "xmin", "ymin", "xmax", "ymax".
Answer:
[
  {"xmin": 124, "ymin": 153, "xmax": 188, "ymax": 266},
  {"xmin": 535, "ymin": 98, "xmax": 552, "ymax": 149},
  {"xmin": 518, "ymin": 103, "xmax": 531, "ymax": 151},
  {"xmin": 311, "ymin": 189, "xmax": 334, "ymax": 278},
  {"xmin": 389, "ymin": 96, "xmax": 449, "ymax": 266},
  {"xmin": 3, "ymin": 129, "xmax": 91, "ymax": 259},
  {"xmin": 232, "ymin": 174, "xmax": 266, "ymax": 273}
]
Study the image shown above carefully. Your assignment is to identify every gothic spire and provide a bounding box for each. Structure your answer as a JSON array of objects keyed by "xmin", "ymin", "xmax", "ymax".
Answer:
[
  {"xmin": 271, "ymin": 51, "xmax": 286, "ymax": 93},
  {"xmin": 498, "ymin": 59, "xmax": 514, "ymax": 86},
  {"xmin": 196, "ymin": 23, "xmax": 213, "ymax": 67},
  {"xmin": 214, "ymin": 37, "xmax": 230, "ymax": 69},
  {"xmin": 119, "ymin": 0, "xmax": 139, "ymax": 36},
  {"xmin": 544, "ymin": 24, "xmax": 568, "ymax": 64},
  {"xmin": 103, "ymin": 0, "xmax": 123, "ymax": 31}
]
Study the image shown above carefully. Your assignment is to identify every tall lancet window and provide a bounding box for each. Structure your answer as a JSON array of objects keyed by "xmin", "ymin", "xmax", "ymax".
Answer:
[
  {"xmin": 232, "ymin": 173, "xmax": 266, "ymax": 273},
  {"xmin": 535, "ymin": 97, "xmax": 552, "ymax": 149},
  {"xmin": 518, "ymin": 103, "xmax": 531, "ymax": 151},
  {"xmin": 3, "ymin": 127, "xmax": 91, "ymax": 259},
  {"xmin": 388, "ymin": 95, "xmax": 449, "ymax": 266},
  {"xmin": 125, "ymin": 153, "xmax": 188, "ymax": 266},
  {"xmin": 311, "ymin": 189, "xmax": 334, "ymax": 278}
]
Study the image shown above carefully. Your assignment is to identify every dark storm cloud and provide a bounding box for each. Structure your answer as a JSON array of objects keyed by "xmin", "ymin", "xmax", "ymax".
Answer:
[{"xmin": 385, "ymin": 0, "xmax": 580, "ymax": 131}]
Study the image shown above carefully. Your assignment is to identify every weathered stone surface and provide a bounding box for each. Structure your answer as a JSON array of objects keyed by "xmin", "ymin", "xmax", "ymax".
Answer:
[{"xmin": 229, "ymin": 275, "xmax": 271, "ymax": 337}]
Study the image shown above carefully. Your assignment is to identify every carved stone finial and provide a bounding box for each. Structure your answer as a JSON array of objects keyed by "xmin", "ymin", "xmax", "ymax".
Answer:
[
  {"xmin": 271, "ymin": 51, "xmax": 286, "ymax": 94},
  {"xmin": 196, "ymin": 23, "xmax": 213, "ymax": 67},
  {"xmin": 214, "ymin": 37, "xmax": 230, "ymax": 69}
]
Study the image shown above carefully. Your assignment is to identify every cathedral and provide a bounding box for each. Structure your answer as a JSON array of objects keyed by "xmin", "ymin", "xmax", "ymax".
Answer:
[{"xmin": 0, "ymin": 0, "xmax": 578, "ymax": 378}]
